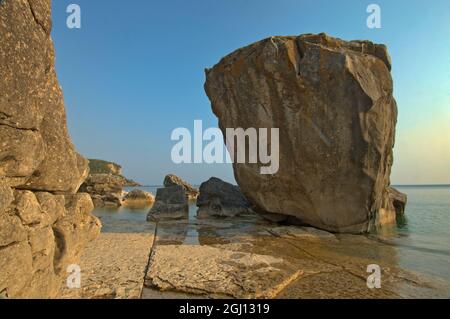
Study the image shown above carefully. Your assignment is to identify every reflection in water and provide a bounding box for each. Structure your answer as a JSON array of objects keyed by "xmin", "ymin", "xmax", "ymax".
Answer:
[{"xmin": 396, "ymin": 214, "xmax": 409, "ymax": 230}]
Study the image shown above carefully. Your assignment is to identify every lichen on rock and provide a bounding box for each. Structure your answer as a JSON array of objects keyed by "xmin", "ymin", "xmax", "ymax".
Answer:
[{"xmin": 205, "ymin": 33, "xmax": 407, "ymax": 233}]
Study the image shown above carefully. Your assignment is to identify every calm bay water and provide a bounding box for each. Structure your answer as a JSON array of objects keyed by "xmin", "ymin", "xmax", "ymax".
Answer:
[
  {"xmin": 93, "ymin": 185, "xmax": 450, "ymax": 283},
  {"xmin": 388, "ymin": 185, "xmax": 450, "ymax": 281}
]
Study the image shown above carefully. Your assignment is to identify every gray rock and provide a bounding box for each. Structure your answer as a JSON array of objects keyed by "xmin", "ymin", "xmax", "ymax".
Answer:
[
  {"xmin": 196, "ymin": 177, "xmax": 253, "ymax": 218},
  {"xmin": 147, "ymin": 186, "xmax": 188, "ymax": 222},
  {"xmin": 164, "ymin": 174, "xmax": 199, "ymax": 201},
  {"xmin": 205, "ymin": 33, "xmax": 401, "ymax": 233}
]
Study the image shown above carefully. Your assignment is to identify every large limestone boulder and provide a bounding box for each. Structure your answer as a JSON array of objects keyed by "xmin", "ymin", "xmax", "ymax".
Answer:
[
  {"xmin": 147, "ymin": 186, "xmax": 189, "ymax": 222},
  {"xmin": 205, "ymin": 33, "xmax": 404, "ymax": 233},
  {"xmin": 0, "ymin": 0, "xmax": 101, "ymax": 298},
  {"xmin": 196, "ymin": 177, "xmax": 253, "ymax": 218},
  {"xmin": 164, "ymin": 174, "xmax": 199, "ymax": 201}
]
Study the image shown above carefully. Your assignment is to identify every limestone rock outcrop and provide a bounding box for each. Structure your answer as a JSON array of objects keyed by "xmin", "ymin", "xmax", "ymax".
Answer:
[
  {"xmin": 88, "ymin": 159, "xmax": 140, "ymax": 186},
  {"xmin": 205, "ymin": 33, "xmax": 404, "ymax": 233},
  {"xmin": 79, "ymin": 174, "xmax": 125, "ymax": 207},
  {"xmin": 0, "ymin": 0, "xmax": 101, "ymax": 298},
  {"xmin": 147, "ymin": 186, "xmax": 189, "ymax": 222},
  {"xmin": 197, "ymin": 177, "xmax": 253, "ymax": 218},
  {"xmin": 164, "ymin": 174, "xmax": 199, "ymax": 201}
]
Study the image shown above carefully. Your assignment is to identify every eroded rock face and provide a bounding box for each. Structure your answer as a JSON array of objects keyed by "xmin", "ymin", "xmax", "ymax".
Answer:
[
  {"xmin": 164, "ymin": 174, "xmax": 199, "ymax": 201},
  {"xmin": 0, "ymin": 188, "xmax": 101, "ymax": 298},
  {"xmin": 205, "ymin": 33, "xmax": 403, "ymax": 233},
  {"xmin": 0, "ymin": 0, "xmax": 101, "ymax": 298},
  {"xmin": 197, "ymin": 177, "xmax": 253, "ymax": 218},
  {"xmin": 147, "ymin": 186, "xmax": 188, "ymax": 222}
]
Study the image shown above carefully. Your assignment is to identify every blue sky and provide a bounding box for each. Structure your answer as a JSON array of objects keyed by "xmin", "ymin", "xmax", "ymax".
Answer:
[{"xmin": 51, "ymin": 0, "xmax": 450, "ymax": 185}]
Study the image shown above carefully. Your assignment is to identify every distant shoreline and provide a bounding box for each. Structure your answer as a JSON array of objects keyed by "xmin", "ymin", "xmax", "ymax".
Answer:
[
  {"xmin": 393, "ymin": 184, "xmax": 450, "ymax": 187},
  {"xmin": 133, "ymin": 184, "xmax": 450, "ymax": 188}
]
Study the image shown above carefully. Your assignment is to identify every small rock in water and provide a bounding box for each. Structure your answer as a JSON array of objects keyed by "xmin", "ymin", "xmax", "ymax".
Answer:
[
  {"xmin": 123, "ymin": 189, "xmax": 155, "ymax": 206},
  {"xmin": 147, "ymin": 186, "xmax": 189, "ymax": 222}
]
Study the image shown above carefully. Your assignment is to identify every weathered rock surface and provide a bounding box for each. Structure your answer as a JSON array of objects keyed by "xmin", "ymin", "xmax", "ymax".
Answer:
[
  {"xmin": 0, "ymin": 190, "xmax": 100, "ymax": 298},
  {"xmin": 0, "ymin": 0, "xmax": 89, "ymax": 193},
  {"xmin": 164, "ymin": 174, "xmax": 199, "ymax": 201},
  {"xmin": 197, "ymin": 177, "xmax": 253, "ymax": 218},
  {"xmin": 123, "ymin": 189, "xmax": 155, "ymax": 207},
  {"xmin": 147, "ymin": 186, "xmax": 188, "ymax": 222},
  {"xmin": 205, "ymin": 33, "xmax": 404, "ymax": 233},
  {"xmin": 0, "ymin": 0, "xmax": 101, "ymax": 298},
  {"xmin": 79, "ymin": 174, "xmax": 124, "ymax": 207}
]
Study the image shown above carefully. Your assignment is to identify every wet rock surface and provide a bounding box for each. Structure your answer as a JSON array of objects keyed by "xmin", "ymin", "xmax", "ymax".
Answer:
[
  {"xmin": 197, "ymin": 177, "xmax": 253, "ymax": 218},
  {"xmin": 140, "ymin": 213, "xmax": 448, "ymax": 299},
  {"xmin": 55, "ymin": 204, "xmax": 450, "ymax": 299},
  {"xmin": 147, "ymin": 186, "xmax": 189, "ymax": 222},
  {"xmin": 146, "ymin": 244, "xmax": 303, "ymax": 298},
  {"xmin": 205, "ymin": 33, "xmax": 404, "ymax": 233},
  {"xmin": 0, "ymin": 0, "xmax": 100, "ymax": 298}
]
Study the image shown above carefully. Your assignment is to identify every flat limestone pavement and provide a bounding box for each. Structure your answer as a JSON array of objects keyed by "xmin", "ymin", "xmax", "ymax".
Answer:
[
  {"xmin": 142, "ymin": 214, "xmax": 449, "ymax": 299},
  {"xmin": 60, "ymin": 220, "xmax": 156, "ymax": 299}
]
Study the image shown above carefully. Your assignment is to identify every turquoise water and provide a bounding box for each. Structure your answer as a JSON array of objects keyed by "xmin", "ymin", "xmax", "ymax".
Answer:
[{"xmin": 93, "ymin": 185, "xmax": 450, "ymax": 283}]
